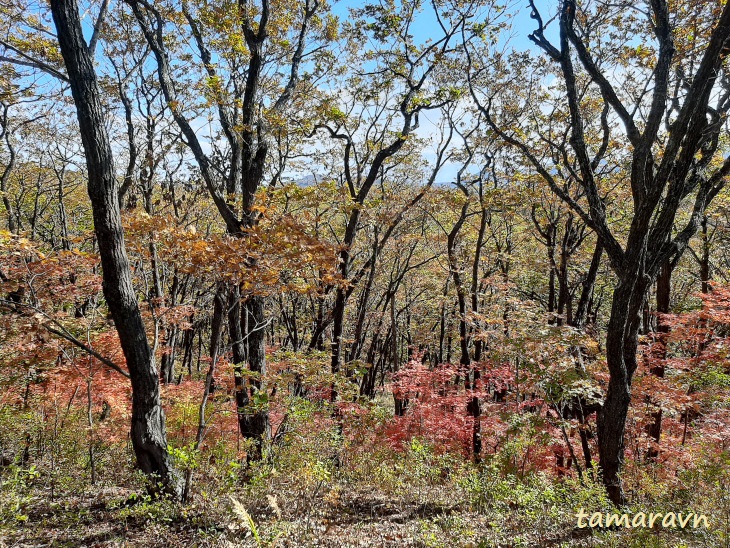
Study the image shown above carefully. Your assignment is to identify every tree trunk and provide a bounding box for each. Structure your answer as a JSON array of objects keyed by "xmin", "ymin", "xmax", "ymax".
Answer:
[
  {"xmin": 557, "ymin": 222, "xmax": 572, "ymax": 326},
  {"xmin": 243, "ymin": 295, "xmax": 270, "ymax": 459},
  {"xmin": 438, "ymin": 277, "xmax": 449, "ymax": 364},
  {"xmin": 51, "ymin": 0, "xmax": 182, "ymax": 498},
  {"xmin": 330, "ymin": 287, "xmax": 347, "ymax": 380},
  {"xmin": 57, "ymin": 171, "xmax": 70, "ymax": 251},
  {"xmin": 547, "ymin": 231, "xmax": 557, "ymax": 322},
  {"xmin": 597, "ymin": 276, "xmax": 646, "ymax": 505},
  {"xmin": 348, "ymin": 235, "xmax": 378, "ymax": 362},
  {"xmin": 0, "ymin": 106, "xmax": 18, "ymax": 234},
  {"xmin": 229, "ymin": 286, "xmax": 270, "ymax": 462},
  {"xmin": 160, "ymin": 325, "xmax": 177, "ymax": 384},
  {"xmin": 700, "ymin": 215, "xmax": 710, "ymax": 294},
  {"xmin": 573, "ymin": 241, "xmax": 603, "ymax": 330},
  {"xmin": 646, "ymin": 261, "xmax": 671, "ymax": 461}
]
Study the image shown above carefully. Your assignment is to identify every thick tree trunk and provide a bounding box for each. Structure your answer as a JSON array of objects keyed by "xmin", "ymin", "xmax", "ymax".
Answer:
[
  {"xmin": 50, "ymin": 0, "xmax": 181, "ymax": 497},
  {"xmin": 447, "ymin": 207, "xmax": 481, "ymax": 458},
  {"xmin": 330, "ymin": 287, "xmax": 347, "ymax": 377},
  {"xmin": 242, "ymin": 295, "xmax": 270, "ymax": 458},
  {"xmin": 330, "ymin": 283, "xmax": 346, "ymax": 441},
  {"xmin": 390, "ymin": 290, "xmax": 411, "ymax": 415},
  {"xmin": 229, "ymin": 286, "xmax": 270, "ymax": 462},
  {"xmin": 597, "ymin": 276, "xmax": 646, "ymax": 505}
]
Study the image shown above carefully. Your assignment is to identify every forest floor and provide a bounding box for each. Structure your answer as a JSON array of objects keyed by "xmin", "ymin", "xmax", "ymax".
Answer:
[
  {"xmin": 0, "ymin": 479, "xmax": 717, "ymax": 548},
  {"xmin": 1, "ymin": 395, "xmax": 725, "ymax": 548}
]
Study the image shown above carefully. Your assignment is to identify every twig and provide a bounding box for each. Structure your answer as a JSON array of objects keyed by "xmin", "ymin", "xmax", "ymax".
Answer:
[{"xmin": 0, "ymin": 299, "xmax": 129, "ymax": 378}]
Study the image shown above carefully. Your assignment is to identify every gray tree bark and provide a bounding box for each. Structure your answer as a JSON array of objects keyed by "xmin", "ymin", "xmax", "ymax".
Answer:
[{"xmin": 50, "ymin": 0, "xmax": 182, "ymax": 498}]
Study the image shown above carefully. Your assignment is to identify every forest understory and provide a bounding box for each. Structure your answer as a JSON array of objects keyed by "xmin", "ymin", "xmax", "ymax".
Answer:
[
  {"xmin": 1, "ymin": 401, "xmax": 727, "ymax": 548},
  {"xmin": 4, "ymin": 0, "xmax": 730, "ymax": 546}
]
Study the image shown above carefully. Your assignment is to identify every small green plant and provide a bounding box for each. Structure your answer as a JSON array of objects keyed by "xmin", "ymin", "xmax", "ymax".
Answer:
[
  {"xmin": 0, "ymin": 464, "xmax": 40, "ymax": 522},
  {"xmin": 168, "ymin": 443, "xmax": 200, "ymax": 473}
]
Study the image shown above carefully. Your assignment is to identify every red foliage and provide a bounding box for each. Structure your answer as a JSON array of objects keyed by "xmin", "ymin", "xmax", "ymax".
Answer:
[
  {"xmin": 631, "ymin": 285, "xmax": 730, "ymax": 470},
  {"xmin": 385, "ymin": 359, "xmax": 507, "ymax": 456}
]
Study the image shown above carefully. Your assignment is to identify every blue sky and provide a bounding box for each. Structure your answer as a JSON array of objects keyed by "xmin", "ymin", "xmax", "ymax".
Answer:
[
  {"xmin": 328, "ymin": 0, "xmax": 558, "ymax": 52},
  {"xmin": 320, "ymin": 0, "xmax": 560, "ymax": 184},
  {"xmin": 70, "ymin": 0, "xmax": 559, "ymax": 185}
]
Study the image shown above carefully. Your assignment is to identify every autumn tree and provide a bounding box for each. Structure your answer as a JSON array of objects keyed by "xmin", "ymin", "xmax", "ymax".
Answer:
[
  {"xmin": 49, "ymin": 0, "xmax": 182, "ymax": 497},
  {"xmin": 308, "ymin": 0, "xmax": 491, "ymax": 382},
  {"xmin": 469, "ymin": 0, "xmax": 730, "ymax": 503},
  {"xmin": 125, "ymin": 0, "xmax": 336, "ymax": 460}
]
